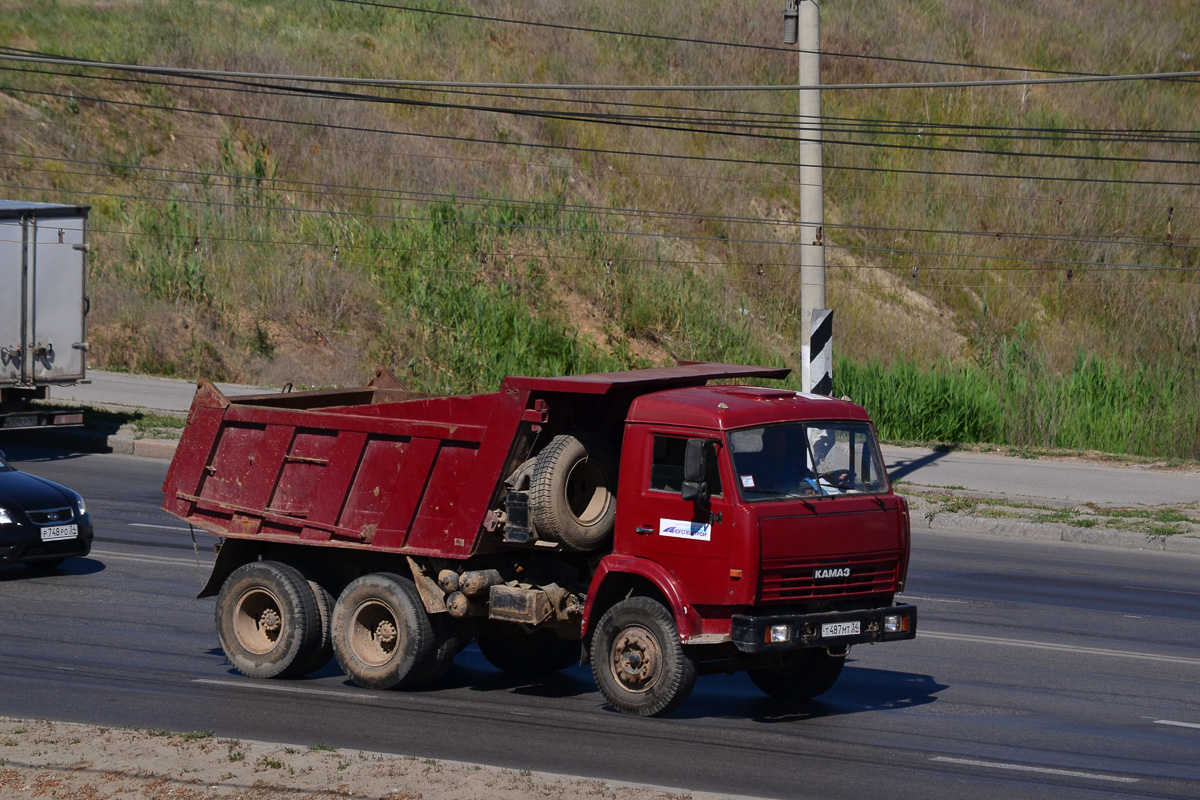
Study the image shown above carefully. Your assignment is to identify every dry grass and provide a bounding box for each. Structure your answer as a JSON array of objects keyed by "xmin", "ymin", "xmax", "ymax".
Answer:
[{"xmin": 0, "ymin": 0, "xmax": 1195, "ymax": 404}]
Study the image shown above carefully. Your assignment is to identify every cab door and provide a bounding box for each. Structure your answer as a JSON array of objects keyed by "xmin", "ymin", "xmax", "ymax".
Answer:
[{"xmin": 621, "ymin": 429, "xmax": 737, "ymax": 607}]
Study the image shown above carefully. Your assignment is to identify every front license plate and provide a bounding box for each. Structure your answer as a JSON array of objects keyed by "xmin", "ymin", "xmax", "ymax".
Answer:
[
  {"xmin": 821, "ymin": 621, "xmax": 860, "ymax": 638},
  {"xmin": 40, "ymin": 524, "xmax": 78, "ymax": 542}
]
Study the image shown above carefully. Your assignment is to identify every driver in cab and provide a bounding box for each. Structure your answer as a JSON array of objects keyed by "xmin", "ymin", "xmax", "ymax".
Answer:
[{"xmin": 758, "ymin": 427, "xmax": 816, "ymax": 496}]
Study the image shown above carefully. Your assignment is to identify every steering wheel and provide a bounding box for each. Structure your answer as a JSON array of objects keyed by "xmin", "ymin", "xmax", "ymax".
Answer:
[{"xmin": 820, "ymin": 469, "xmax": 855, "ymax": 487}]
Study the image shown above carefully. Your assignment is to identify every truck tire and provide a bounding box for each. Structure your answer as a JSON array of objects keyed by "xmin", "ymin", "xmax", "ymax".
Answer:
[
  {"xmin": 529, "ymin": 431, "xmax": 617, "ymax": 552},
  {"xmin": 407, "ymin": 613, "xmax": 463, "ymax": 687},
  {"xmin": 292, "ymin": 578, "xmax": 335, "ymax": 676},
  {"xmin": 332, "ymin": 573, "xmax": 434, "ymax": 690},
  {"xmin": 477, "ymin": 623, "xmax": 579, "ymax": 676},
  {"xmin": 590, "ymin": 597, "xmax": 696, "ymax": 716},
  {"xmin": 747, "ymin": 649, "xmax": 846, "ymax": 700},
  {"xmin": 215, "ymin": 561, "xmax": 323, "ymax": 679}
]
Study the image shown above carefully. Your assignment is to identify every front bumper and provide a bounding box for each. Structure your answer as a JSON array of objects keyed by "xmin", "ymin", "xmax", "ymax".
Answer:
[
  {"xmin": 0, "ymin": 518, "xmax": 94, "ymax": 565},
  {"xmin": 731, "ymin": 603, "xmax": 917, "ymax": 654}
]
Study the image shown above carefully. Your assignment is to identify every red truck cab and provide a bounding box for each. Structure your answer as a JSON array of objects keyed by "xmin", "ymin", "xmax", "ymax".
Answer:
[{"xmin": 581, "ymin": 384, "xmax": 914, "ymax": 713}]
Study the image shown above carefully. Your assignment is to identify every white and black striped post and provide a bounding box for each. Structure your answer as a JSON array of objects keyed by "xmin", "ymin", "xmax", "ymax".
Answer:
[
  {"xmin": 809, "ymin": 308, "xmax": 832, "ymax": 395},
  {"xmin": 787, "ymin": 1, "xmax": 829, "ymax": 396}
]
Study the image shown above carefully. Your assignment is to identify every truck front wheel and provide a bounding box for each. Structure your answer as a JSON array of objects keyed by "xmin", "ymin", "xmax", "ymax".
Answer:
[
  {"xmin": 215, "ymin": 561, "xmax": 323, "ymax": 679},
  {"xmin": 747, "ymin": 648, "xmax": 846, "ymax": 700},
  {"xmin": 590, "ymin": 597, "xmax": 696, "ymax": 716},
  {"xmin": 331, "ymin": 573, "xmax": 434, "ymax": 690}
]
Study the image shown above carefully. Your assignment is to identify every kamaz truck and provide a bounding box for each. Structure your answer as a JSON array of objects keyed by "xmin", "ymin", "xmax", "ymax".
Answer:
[{"xmin": 162, "ymin": 362, "xmax": 915, "ymax": 716}]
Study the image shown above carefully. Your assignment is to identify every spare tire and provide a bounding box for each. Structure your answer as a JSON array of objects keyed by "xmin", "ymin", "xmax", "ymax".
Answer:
[{"xmin": 529, "ymin": 430, "xmax": 617, "ymax": 552}]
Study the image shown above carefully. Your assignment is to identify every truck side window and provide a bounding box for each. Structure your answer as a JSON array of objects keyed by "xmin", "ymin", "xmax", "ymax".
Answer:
[{"xmin": 650, "ymin": 437, "xmax": 722, "ymax": 497}]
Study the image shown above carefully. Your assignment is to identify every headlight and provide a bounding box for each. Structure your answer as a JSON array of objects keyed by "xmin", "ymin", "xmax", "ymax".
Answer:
[
  {"xmin": 75, "ymin": 496, "xmax": 87, "ymax": 516},
  {"xmin": 0, "ymin": 506, "xmax": 13, "ymax": 525},
  {"xmin": 767, "ymin": 624, "xmax": 792, "ymax": 644}
]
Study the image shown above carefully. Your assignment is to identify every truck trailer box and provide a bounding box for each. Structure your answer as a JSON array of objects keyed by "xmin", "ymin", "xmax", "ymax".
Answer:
[{"xmin": 0, "ymin": 200, "xmax": 89, "ymax": 429}]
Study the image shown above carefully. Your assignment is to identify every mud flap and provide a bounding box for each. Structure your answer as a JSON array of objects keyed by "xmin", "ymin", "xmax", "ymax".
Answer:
[{"xmin": 197, "ymin": 538, "xmax": 260, "ymax": 598}]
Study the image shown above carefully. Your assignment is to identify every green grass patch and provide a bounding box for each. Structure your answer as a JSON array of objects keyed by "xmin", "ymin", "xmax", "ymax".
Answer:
[{"xmin": 838, "ymin": 349, "xmax": 1200, "ymax": 460}]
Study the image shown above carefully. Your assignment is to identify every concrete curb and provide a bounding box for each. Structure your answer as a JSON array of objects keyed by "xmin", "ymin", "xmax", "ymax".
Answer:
[
  {"xmin": 923, "ymin": 513, "xmax": 1200, "ymax": 555},
  {"xmin": 108, "ymin": 436, "xmax": 180, "ymax": 459}
]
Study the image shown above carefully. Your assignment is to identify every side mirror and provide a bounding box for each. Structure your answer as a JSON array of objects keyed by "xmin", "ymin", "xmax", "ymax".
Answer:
[{"xmin": 681, "ymin": 439, "xmax": 709, "ymax": 503}]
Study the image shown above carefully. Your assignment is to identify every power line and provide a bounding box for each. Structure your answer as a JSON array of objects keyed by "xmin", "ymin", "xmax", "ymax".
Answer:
[
  {"xmin": 5, "ymin": 75, "xmax": 1200, "ymax": 182},
  {"xmin": 327, "ymin": 0, "xmax": 1153, "ymax": 83},
  {"xmin": 7, "ymin": 110, "xmax": 1195, "ymax": 214},
  {"xmin": 64, "ymin": 237, "xmax": 1200, "ymax": 294},
  {"xmin": 3, "ymin": 50, "xmax": 1200, "ymax": 92},
  {"xmin": 13, "ymin": 51, "xmax": 1194, "ymax": 143},
  {"xmin": 6, "ymin": 151, "xmax": 1193, "ymax": 250},
  {"xmin": 7, "ymin": 180, "xmax": 1192, "ymax": 274},
  {"xmin": 8, "ymin": 59, "xmax": 1200, "ymax": 153}
]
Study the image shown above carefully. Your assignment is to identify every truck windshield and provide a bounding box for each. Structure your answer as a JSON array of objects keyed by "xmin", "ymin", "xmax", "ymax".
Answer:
[{"xmin": 728, "ymin": 422, "xmax": 889, "ymax": 501}]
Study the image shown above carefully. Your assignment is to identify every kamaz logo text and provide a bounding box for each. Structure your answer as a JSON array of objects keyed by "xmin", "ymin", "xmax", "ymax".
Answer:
[{"xmin": 814, "ymin": 567, "xmax": 850, "ymax": 580}]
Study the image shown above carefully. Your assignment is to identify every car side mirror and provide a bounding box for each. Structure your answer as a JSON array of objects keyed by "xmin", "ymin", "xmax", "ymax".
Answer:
[{"xmin": 681, "ymin": 439, "xmax": 709, "ymax": 503}]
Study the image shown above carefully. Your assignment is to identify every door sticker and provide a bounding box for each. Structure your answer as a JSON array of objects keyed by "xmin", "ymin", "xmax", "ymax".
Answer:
[{"xmin": 659, "ymin": 518, "xmax": 712, "ymax": 541}]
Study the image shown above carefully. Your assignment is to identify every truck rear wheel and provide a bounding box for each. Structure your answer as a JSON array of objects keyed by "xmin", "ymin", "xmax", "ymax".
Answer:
[
  {"xmin": 407, "ymin": 613, "xmax": 463, "ymax": 686},
  {"xmin": 332, "ymin": 573, "xmax": 433, "ymax": 690},
  {"xmin": 747, "ymin": 649, "xmax": 846, "ymax": 700},
  {"xmin": 477, "ymin": 623, "xmax": 579, "ymax": 676},
  {"xmin": 215, "ymin": 561, "xmax": 323, "ymax": 679},
  {"xmin": 530, "ymin": 431, "xmax": 617, "ymax": 552},
  {"xmin": 292, "ymin": 578, "xmax": 334, "ymax": 676},
  {"xmin": 590, "ymin": 597, "xmax": 696, "ymax": 716}
]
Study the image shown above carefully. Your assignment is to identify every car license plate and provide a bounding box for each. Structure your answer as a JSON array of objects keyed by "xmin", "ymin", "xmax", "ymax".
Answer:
[
  {"xmin": 40, "ymin": 524, "xmax": 78, "ymax": 542},
  {"xmin": 3, "ymin": 414, "xmax": 38, "ymax": 429},
  {"xmin": 821, "ymin": 621, "xmax": 860, "ymax": 638}
]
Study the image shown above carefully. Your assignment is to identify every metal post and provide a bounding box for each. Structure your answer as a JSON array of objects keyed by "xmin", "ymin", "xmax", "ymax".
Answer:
[{"xmin": 795, "ymin": 0, "xmax": 827, "ymax": 393}]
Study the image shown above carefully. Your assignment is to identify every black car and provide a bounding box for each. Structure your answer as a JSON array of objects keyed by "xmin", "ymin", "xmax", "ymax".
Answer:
[{"xmin": 0, "ymin": 450, "xmax": 93, "ymax": 570}]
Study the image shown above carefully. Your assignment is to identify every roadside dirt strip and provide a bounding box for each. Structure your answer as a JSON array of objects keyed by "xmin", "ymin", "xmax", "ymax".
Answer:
[
  {"xmin": 0, "ymin": 717, "xmax": 724, "ymax": 800},
  {"xmin": 905, "ymin": 492, "xmax": 1200, "ymax": 555}
]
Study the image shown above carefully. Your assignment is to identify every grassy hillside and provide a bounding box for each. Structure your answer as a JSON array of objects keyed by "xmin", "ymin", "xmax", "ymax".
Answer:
[{"xmin": 1, "ymin": 1, "xmax": 1197, "ymax": 456}]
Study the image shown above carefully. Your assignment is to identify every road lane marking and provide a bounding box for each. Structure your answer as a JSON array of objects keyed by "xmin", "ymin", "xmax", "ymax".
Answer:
[
  {"xmin": 1155, "ymin": 719, "xmax": 1200, "ymax": 730},
  {"xmin": 193, "ymin": 678, "xmax": 373, "ymax": 701},
  {"xmin": 1121, "ymin": 585, "xmax": 1200, "ymax": 597},
  {"xmin": 90, "ymin": 549, "xmax": 208, "ymax": 567},
  {"xmin": 930, "ymin": 757, "xmax": 1137, "ymax": 783},
  {"xmin": 920, "ymin": 631, "xmax": 1200, "ymax": 666},
  {"xmin": 130, "ymin": 523, "xmax": 194, "ymax": 532},
  {"xmin": 897, "ymin": 595, "xmax": 970, "ymax": 604}
]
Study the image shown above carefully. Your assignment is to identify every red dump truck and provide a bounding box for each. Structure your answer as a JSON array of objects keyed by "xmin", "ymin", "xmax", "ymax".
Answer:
[{"xmin": 162, "ymin": 362, "xmax": 915, "ymax": 716}]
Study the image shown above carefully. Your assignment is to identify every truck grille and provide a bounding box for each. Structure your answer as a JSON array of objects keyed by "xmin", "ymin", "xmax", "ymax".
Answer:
[{"xmin": 760, "ymin": 551, "xmax": 899, "ymax": 602}]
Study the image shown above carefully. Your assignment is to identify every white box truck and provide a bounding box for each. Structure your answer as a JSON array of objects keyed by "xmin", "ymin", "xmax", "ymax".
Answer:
[{"xmin": 0, "ymin": 200, "xmax": 89, "ymax": 430}]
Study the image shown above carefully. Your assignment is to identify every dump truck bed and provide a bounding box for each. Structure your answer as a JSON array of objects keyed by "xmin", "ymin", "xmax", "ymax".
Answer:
[{"xmin": 161, "ymin": 363, "xmax": 789, "ymax": 559}]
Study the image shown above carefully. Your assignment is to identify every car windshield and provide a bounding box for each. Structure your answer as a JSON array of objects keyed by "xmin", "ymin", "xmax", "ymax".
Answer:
[{"xmin": 728, "ymin": 422, "xmax": 889, "ymax": 501}]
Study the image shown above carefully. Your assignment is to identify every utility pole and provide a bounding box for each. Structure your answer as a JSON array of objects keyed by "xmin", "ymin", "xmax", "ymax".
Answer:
[{"xmin": 785, "ymin": 0, "xmax": 831, "ymax": 395}]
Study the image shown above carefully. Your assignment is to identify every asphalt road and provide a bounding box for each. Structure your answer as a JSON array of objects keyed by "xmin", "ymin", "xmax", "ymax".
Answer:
[{"xmin": 1, "ymin": 447, "xmax": 1198, "ymax": 799}]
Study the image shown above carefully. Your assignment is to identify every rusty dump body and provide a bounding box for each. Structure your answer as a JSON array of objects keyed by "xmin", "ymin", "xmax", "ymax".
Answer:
[
  {"xmin": 163, "ymin": 362, "xmax": 915, "ymax": 716},
  {"xmin": 162, "ymin": 362, "xmax": 788, "ymax": 561}
]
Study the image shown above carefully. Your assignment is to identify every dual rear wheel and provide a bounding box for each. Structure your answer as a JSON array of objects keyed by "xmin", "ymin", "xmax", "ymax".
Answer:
[{"xmin": 215, "ymin": 563, "xmax": 457, "ymax": 688}]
